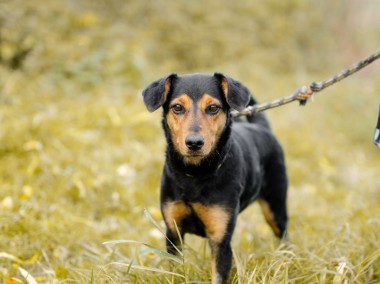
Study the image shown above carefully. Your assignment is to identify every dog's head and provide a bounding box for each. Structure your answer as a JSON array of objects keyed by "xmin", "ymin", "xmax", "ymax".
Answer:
[{"xmin": 142, "ymin": 73, "xmax": 251, "ymax": 165}]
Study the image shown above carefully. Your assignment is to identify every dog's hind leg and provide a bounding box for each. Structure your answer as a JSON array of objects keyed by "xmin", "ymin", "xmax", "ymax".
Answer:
[
  {"xmin": 259, "ymin": 149, "xmax": 288, "ymax": 239},
  {"xmin": 258, "ymin": 198, "xmax": 288, "ymax": 239}
]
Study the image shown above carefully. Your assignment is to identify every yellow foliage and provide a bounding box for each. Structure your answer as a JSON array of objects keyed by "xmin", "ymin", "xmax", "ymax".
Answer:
[
  {"xmin": 0, "ymin": 0, "xmax": 379, "ymax": 283},
  {"xmin": 4, "ymin": 278, "xmax": 23, "ymax": 284}
]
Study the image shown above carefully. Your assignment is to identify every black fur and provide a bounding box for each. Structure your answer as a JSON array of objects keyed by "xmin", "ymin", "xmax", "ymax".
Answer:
[
  {"xmin": 142, "ymin": 73, "xmax": 177, "ymax": 112},
  {"xmin": 142, "ymin": 73, "xmax": 288, "ymax": 284}
]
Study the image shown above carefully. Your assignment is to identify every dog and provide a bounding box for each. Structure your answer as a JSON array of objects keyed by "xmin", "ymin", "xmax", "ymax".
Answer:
[{"xmin": 142, "ymin": 73, "xmax": 288, "ymax": 284}]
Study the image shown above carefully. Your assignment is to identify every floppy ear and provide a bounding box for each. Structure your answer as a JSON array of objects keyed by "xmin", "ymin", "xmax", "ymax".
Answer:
[
  {"xmin": 214, "ymin": 73, "xmax": 251, "ymax": 112},
  {"xmin": 142, "ymin": 73, "xmax": 177, "ymax": 112}
]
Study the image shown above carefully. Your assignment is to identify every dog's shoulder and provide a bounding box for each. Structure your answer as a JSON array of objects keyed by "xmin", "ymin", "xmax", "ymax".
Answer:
[{"xmin": 231, "ymin": 121, "xmax": 283, "ymax": 160}]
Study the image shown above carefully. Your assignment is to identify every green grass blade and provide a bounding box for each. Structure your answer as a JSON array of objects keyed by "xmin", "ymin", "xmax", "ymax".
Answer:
[
  {"xmin": 103, "ymin": 239, "xmax": 182, "ymax": 264},
  {"xmin": 110, "ymin": 262, "xmax": 185, "ymax": 278},
  {"xmin": 139, "ymin": 248, "xmax": 182, "ymax": 264},
  {"xmin": 144, "ymin": 208, "xmax": 183, "ymax": 256}
]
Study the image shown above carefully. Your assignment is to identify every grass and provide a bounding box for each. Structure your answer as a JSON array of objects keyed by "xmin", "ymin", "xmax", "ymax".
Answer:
[{"xmin": 1, "ymin": 1, "xmax": 380, "ymax": 283}]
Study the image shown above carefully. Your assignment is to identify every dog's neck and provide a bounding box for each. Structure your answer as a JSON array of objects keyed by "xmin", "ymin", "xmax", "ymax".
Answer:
[{"xmin": 162, "ymin": 115, "xmax": 232, "ymax": 178}]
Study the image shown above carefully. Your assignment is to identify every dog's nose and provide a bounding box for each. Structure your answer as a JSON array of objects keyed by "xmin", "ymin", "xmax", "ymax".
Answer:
[{"xmin": 185, "ymin": 135, "xmax": 204, "ymax": 151}]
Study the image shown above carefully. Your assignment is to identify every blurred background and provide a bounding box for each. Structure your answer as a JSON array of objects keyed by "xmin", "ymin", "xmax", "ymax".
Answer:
[{"xmin": 0, "ymin": 0, "xmax": 379, "ymax": 282}]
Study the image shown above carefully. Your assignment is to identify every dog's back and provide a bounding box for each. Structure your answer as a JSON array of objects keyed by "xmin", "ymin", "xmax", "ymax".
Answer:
[
  {"xmin": 235, "ymin": 96, "xmax": 271, "ymax": 128},
  {"xmin": 231, "ymin": 115, "xmax": 287, "ymax": 210}
]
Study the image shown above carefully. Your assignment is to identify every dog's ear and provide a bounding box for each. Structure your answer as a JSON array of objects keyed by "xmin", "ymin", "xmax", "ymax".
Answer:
[
  {"xmin": 214, "ymin": 73, "xmax": 251, "ymax": 112},
  {"xmin": 142, "ymin": 73, "xmax": 177, "ymax": 112}
]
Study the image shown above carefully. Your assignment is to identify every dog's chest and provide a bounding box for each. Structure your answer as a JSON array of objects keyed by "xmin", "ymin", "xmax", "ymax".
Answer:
[
  {"xmin": 171, "ymin": 174, "xmax": 228, "ymax": 203},
  {"xmin": 162, "ymin": 200, "xmax": 231, "ymax": 239}
]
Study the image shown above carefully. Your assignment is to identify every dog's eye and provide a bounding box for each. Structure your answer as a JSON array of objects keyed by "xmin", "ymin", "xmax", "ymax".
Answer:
[
  {"xmin": 206, "ymin": 105, "xmax": 220, "ymax": 115},
  {"xmin": 171, "ymin": 104, "xmax": 185, "ymax": 114}
]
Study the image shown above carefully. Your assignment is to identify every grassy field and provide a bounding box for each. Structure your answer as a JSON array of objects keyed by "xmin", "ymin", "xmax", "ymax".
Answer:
[{"xmin": 1, "ymin": 1, "xmax": 380, "ymax": 283}]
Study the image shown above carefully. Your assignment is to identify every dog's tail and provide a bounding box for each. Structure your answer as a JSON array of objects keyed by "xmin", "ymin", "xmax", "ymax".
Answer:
[{"xmin": 245, "ymin": 96, "xmax": 271, "ymax": 129}]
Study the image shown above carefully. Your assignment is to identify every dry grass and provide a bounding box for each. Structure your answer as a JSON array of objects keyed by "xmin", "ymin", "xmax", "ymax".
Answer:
[{"xmin": 1, "ymin": 1, "xmax": 380, "ymax": 283}]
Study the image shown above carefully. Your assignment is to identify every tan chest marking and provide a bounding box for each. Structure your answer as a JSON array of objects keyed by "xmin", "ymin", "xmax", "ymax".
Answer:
[
  {"xmin": 162, "ymin": 201, "xmax": 191, "ymax": 233},
  {"xmin": 191, "ymin": 203, "xmax": 230, "ymax": 244}
]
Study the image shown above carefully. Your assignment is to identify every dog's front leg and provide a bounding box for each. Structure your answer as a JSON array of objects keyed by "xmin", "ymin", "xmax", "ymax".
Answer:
[
  {"xmin": 209, "ymin": 237, "xmax": 233, "ymax": 284},
  {"xmin": 161, "ymin": 200, "xmax": 189, "ymax": 255},
  {"xmin": 165, "ymin": 227, "xmax": 183, "ymax": 255},
  {"xmin": 191, "ymin": 203, "xmax": 236, "ymax": 284}
]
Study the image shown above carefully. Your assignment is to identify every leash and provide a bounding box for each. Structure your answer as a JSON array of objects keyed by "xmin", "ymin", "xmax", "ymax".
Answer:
[
  {"xmin": 231, "ymin": 48, "xmax": 380, "ymax": 146},
  {"xmin": 231, "ymin": 48, "xmax": 380, "ymax": 115}
]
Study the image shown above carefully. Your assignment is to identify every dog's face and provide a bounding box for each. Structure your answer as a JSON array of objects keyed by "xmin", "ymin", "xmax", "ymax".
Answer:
[
  {"xmin": 142, "ymin": 73, "xmax": 251, "ymax": 165},
  {"xmin": 166, "ymin": 76, "xmax": 227, "ymax": 165}
]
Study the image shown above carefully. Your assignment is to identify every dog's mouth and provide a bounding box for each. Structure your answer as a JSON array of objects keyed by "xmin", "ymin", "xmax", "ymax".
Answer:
[
  {"xmin": 186, "ymin": 151, "xmax": 202, "ymax": 156},
  {"xmin": 185, "ymin": 149, "xmax": 206, "ymax": 156},
  {"xmin": 183, "ymin": 151, "xmax": 206, "ymax": 165}
]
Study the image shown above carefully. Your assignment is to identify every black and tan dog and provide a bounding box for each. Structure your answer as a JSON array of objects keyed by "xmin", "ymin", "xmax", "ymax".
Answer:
[{"xmin": 142, "ymin": 73, "xmax": 288, "ymax": 284}]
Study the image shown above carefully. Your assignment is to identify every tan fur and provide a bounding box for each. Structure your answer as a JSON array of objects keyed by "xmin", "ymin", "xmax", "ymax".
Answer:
[
  {"xmin": 191, "ymin": 203, "xmax": 230, "ymax": 284},
  {"xmin": 258, "ymin": 199, "xmax": 281, "ymax": 237},
  {"xmin": 162, "ymin": 201, "xmax": 191, "ymax": 233},
  {"xmin": 220, "ymin": 78, "xmax": 228, "ymax": 97},
  {"xmin": 163, "ymin": 78, "xmax": 172, "ymax": 101},
  {"xmin": 166, "ymin": 94, "xmax": 194, "ymax": 157},
  {"xmin": 211, "ymin": 246, "xmax": 221, "ymax": 284},
  {"xmin": 166, "ymin": 94, "xmax": 226, "ymax": 166},
  {"xmin": 191, "ymin": 203, "xmax": 230, "ymax": 243}
]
